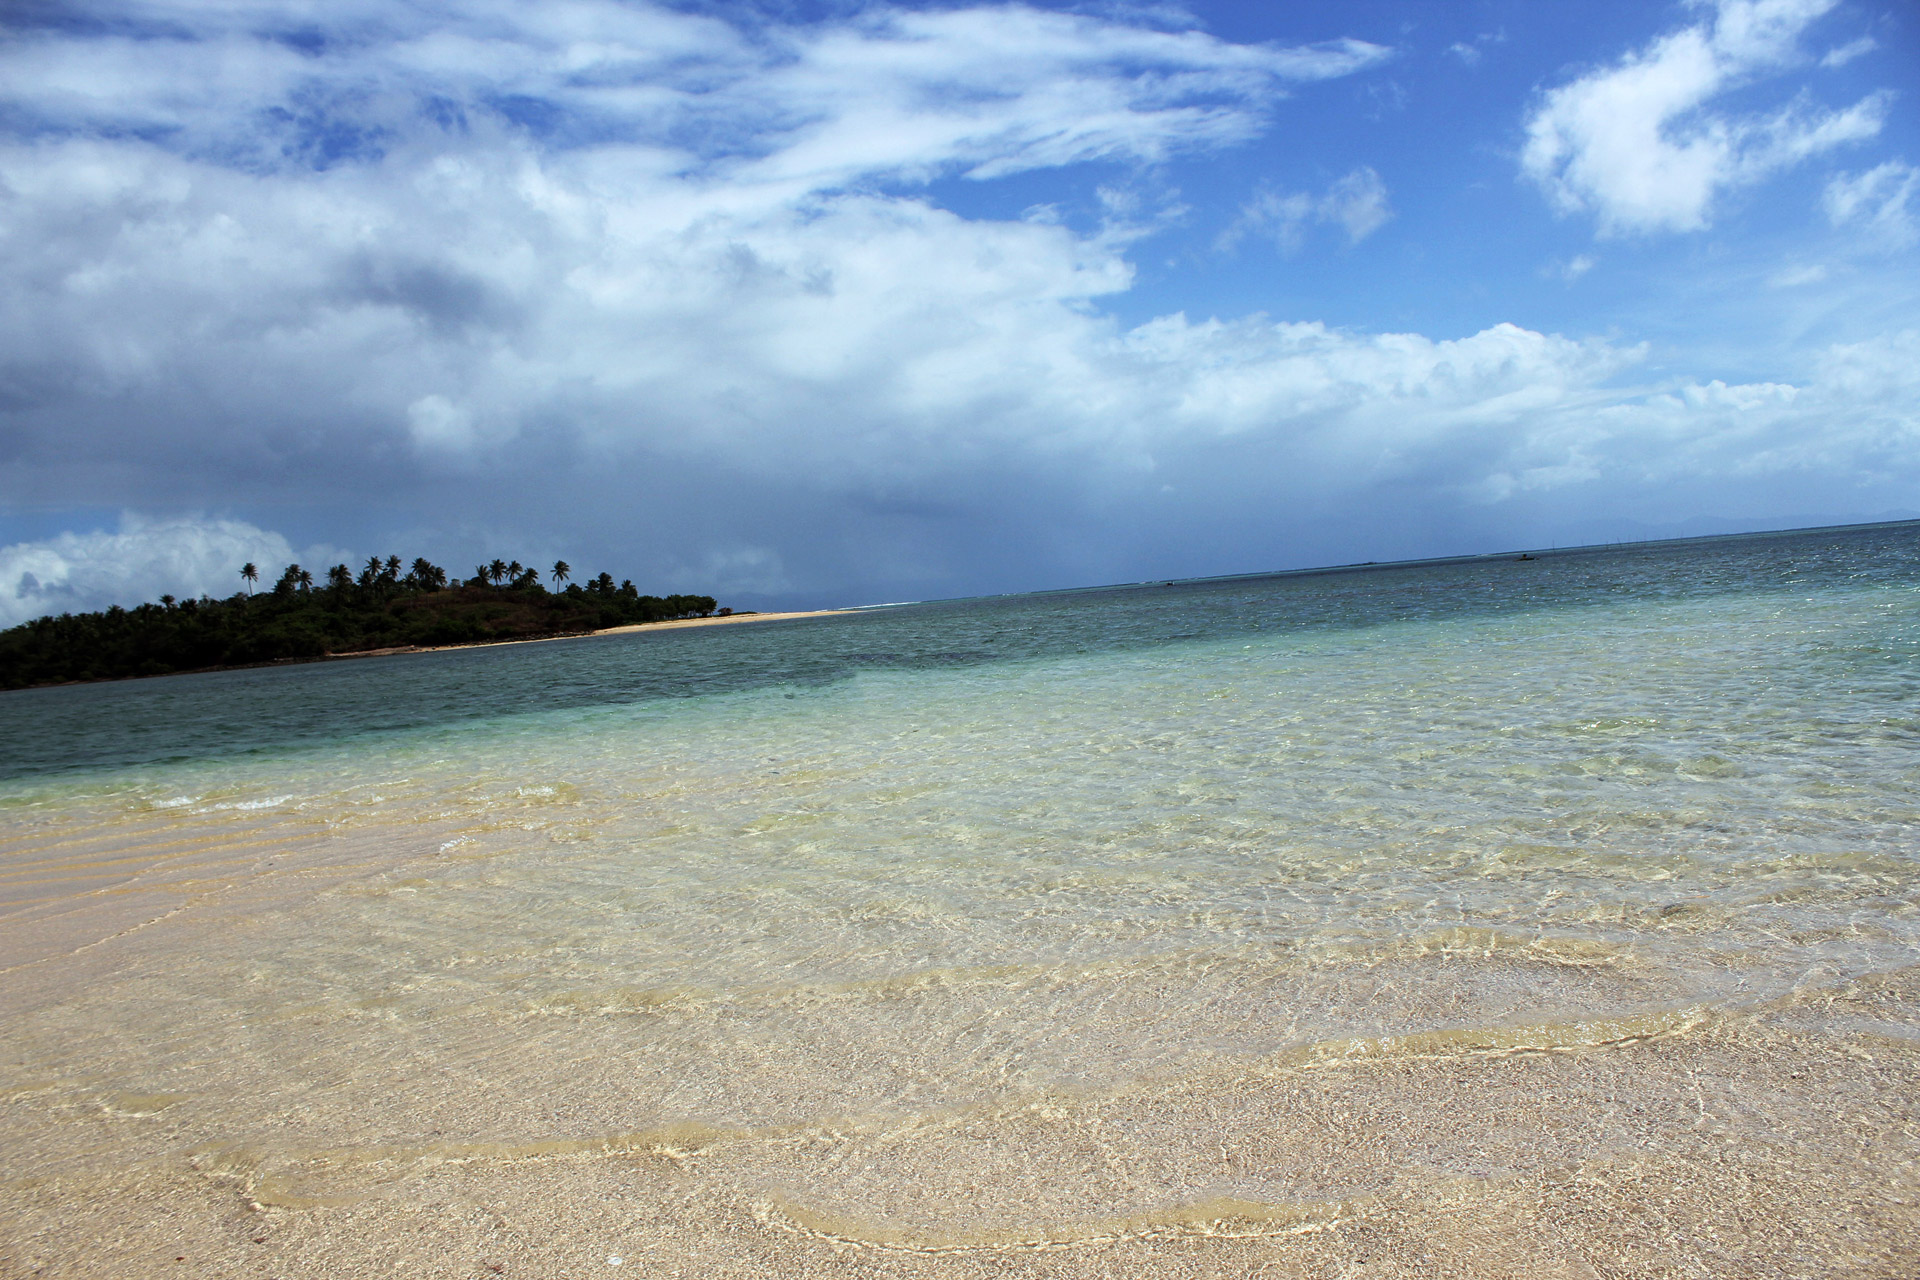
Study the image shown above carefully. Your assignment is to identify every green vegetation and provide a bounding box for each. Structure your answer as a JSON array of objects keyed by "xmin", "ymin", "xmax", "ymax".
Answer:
[{"xmin": 0, "ymin": 555, "xmax": 721, "ymax": 690}]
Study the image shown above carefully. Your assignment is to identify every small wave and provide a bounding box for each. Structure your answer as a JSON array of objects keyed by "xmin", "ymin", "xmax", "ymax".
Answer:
[{"xmin": 204, "ymin": 794, "xmax": 294, "ymax": 812}]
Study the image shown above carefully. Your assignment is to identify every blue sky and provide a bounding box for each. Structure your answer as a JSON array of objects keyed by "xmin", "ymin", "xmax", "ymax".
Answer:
[{"xmin": 1, "ymin": 0, "xmax": 1916, "ymax": 618}]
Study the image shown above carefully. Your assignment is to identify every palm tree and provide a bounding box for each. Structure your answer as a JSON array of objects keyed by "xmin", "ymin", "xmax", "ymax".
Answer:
[
  {"xmin": 551, "ymin": 560, "xmax": 570, "ymax": 587},
  {"xmin": 241, "ymin": 562, "xmax": 258, "ymax": 595},
  {"xmin": 297, "ymin": 568, "xmax": 313, "ymax": 593},
  {"xmin": 488, "ymin": 558, "xmax": 508, "ymax": 588}
]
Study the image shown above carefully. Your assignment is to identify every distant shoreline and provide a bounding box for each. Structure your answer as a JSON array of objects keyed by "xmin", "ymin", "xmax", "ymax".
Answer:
[
  {"xmin": 290, "ymin": 607, "xmax": 859, "ymax": 662},
  {"xmin": 5, "ymin": 608, "xmax": 860, "ymax": 691},
  {"xmin": 330, "ymin": 607, "xmax": 858, "ymax": 661}
]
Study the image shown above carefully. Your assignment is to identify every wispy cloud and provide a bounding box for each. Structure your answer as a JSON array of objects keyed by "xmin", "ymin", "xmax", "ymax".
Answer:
[
  {"xmin": 1446, "ymin": 29, "xmax": 1506, "ymax": 68},
  {"xmin": 1769, "ymin": 262, "xmax": 1828, "ymax": 286},
  {"xmin": 1521, "ymin": 0, "xmax": 1887, "ymax": 235},
  {"xmin": 1823, "ymin": 161, "xmax": 1919, "ymax": 249},
  {"xmin": 1220, "ymin": 167, "xmax": 1390, "ymax": 253},
  {"xmin": 1821, "ymin": 36, "xmax": 1875, "ymax": 68},
  {"xmin": 1547, "ymin": 254, "xmax": 1598, "ymax": 282},
  {"xmin": 0, "ymin": 2, "xmax": 1390, "ymax": 189}
]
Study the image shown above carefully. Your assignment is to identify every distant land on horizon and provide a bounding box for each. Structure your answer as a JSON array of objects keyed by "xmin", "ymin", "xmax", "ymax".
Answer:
[{"xmin": 0, "ymin": 555, "xmax": 721, "ymax": 691}]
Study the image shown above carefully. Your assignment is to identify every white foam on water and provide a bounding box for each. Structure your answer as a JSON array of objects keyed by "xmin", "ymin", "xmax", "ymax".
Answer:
[{"xmin": 195, "ymin": 793, "xmax": 295, "ymax": 812}]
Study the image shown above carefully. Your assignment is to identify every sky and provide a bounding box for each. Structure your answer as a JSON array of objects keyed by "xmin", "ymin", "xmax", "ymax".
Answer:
[{"xmin": 1, "ymin": 0, "xmax": 1916, "ymax": 621}]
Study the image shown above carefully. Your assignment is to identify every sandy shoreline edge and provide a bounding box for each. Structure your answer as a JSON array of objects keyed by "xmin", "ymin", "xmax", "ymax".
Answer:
[
  {"xmin": 330, "ymin": 607, "xmax": 859, "ymax": 661},
  {"xmin": 3, "ymin": 607, "xmax": 864, "ymax": 691}
]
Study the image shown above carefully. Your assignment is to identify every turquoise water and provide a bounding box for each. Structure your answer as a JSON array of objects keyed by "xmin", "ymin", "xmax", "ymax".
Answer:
[
  {"xmin": 3, "ymin": 523, "xmax": 1918, "ymax": 1270},
  {"xmin": 6, "ymin": 522, "xmax": 1916, "ymax": 782}
]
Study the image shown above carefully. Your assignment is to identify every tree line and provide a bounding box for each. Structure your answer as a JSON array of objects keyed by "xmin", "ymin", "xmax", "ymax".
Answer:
[{"xmin": 0, "ymin": 554, "xmax": 724, "ymax": 689}]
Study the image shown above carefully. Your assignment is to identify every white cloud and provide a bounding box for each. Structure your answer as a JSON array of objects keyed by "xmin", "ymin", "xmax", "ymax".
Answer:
[
  {"xmin": 0, "ymin": 2, "xmax": 1387, "ymax": 193},
  {"xmin": 1823, "ymin": 161, "xmax": 1919, "ymax": 249},
  {"xmin": 1769, "ymin": 262, "xmax": 1829, "ymax": 286},
  {"xmin": 0, "ymin": 5, "xmax": 1389, "ymax": 519},
  {"xmin": 1446, "ymin": 29, "xmax": 1506, "ymax": 68},
  {"xmin": 1322, "ymin": 168, "xmax": 1393, "ymax": 243},
  {"xmin": 1549, "ymin": 254, "xmax": 1597, "ymax": 282},
  {"xmin": 1583, "ymin": 330, "xmax": 1920, "ymax": 486},
  {"xmin": 1522, "ymin": 0, "xmax": 1888, "ymax": 234},
  {"xmin": 0, "ymin": 516, "xmax": 342, "ymax": 628},
  {"xmin": 1821, "ymin": 36, "xmax": 1875, "ymax": 68},
  {"xmin": 1221, "ymin": 167, "xmax": 1391, "ymax": 253},
  {"xmin": 0, "ymin": 3, "xmax": 1406, "ymax": 603}
]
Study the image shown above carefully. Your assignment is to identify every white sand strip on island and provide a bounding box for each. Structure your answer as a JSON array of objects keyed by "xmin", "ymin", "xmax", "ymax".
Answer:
[
  {"xmin": 324, "ymin": 608, "xmax": 858, "ymax": 663},
  {"xmin": 591, "ymin": 608, "xmax": 854, "ymax": 635}
]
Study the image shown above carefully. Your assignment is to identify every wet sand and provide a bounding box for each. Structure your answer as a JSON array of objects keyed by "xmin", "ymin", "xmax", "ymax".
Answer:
[
  {"xmin": 6, "ymin": 977, "xmax": 1917, "ymax": 1278},
  {"xmin": 2, "ymin": 799, "xmax": 1915, "ymax": 1278}
]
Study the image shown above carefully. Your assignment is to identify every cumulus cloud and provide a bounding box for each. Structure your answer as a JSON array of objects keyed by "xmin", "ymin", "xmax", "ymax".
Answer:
[
  {"xmin": 1578, "ymin": 330, "xmax": 1920, "ymax": 489},
  {"xmin": 1522, "ymin": 0, "xmax": 1888, "ymax": 234},
  {"xmin": 1219, "ymin": 167, "xmax": 1391, "ymax": 253},
  {"xmin": 1823, "ymin": 161, "xmax": 1919, "ymax": 249},
  {"xmin": 0, "ymin": 516, "xmax": 342, "ymax": 628}
]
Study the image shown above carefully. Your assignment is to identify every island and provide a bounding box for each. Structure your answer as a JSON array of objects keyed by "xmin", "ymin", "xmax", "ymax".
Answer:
[{"xmin": 0, "ymin": 556, "xmax": 723, "ymax": 690}]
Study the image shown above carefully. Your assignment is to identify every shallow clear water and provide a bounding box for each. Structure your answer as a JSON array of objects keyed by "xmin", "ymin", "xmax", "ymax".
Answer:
[{"xmin": 3, "ymin": 525, "xmax": 1919, "ymax": 1276}]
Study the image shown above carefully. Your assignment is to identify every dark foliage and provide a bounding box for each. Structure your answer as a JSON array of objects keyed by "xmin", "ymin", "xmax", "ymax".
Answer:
[{"xmin": 0, "ymin": 557, "xmax": 719, "ymax": 690}]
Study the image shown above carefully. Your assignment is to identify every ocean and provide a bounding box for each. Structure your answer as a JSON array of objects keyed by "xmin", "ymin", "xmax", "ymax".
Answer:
[{"xmin": 3, "ymin": 523, "xmax": 1918, "ymax": 1277}]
